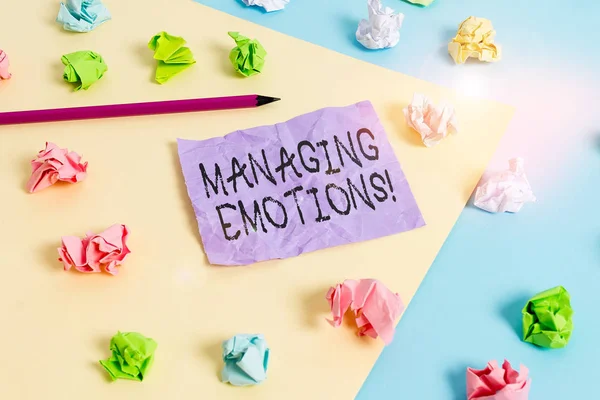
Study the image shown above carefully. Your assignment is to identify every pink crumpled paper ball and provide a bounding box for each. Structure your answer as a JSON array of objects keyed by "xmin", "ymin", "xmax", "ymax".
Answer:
[
  {"xmin": 58, "ymin": 224, "xmax": 131, "ymax": 275},
  {"xmin": 326, "ymin": 279, "xmax": 404, "ymax": 345},
  {"xmin": 26, "ymin": 142, "xmax": 88, "ymax": 193},
  {"xmin": 403, "ymin": 93, "xmax": 458, "ymax": 147},
  {"xmin": 0, "ymin": 49, "xmax": 10, "ymax": 80},
  {"xmin": 467, "ymin": 359, "xmax": 531, "ymax": 400}
]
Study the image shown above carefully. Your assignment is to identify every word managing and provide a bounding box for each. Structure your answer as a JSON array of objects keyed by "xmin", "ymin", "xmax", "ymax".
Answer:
[{"xmin": 199, "ymin": 128, "xmax": 398, "ymax": 240}]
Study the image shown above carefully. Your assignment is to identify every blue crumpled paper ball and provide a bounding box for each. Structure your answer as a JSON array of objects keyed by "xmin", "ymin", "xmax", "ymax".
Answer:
[
  {"xmin": 56, "ymin": 0, "xmax": 111, "ymax": 33},
  {"xmin": 221, "ymin": 334, "xmax": 270, "ymax": 386}
]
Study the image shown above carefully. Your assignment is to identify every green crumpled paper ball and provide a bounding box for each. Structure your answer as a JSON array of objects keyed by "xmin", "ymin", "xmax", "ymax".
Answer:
[
  {"xmin": 99, "ymin": 331, "xmax": 157, "ymax": 381},
  {"xmin": 522, "ymin": 286, "xmax": 573, "ymax": 349},
  {"xmin": 61, "ymin": 50, "xmax": 107, "ymax": 91},
  {"xmin": 148, "ymin": 31, "xmax": 196, "ymax": 84},
  {"xmin": 406, "ymin": 0, "xmax": 435, "ymax": 6},
  {"xmin": 228, "ymin": 32, "xmax": 267, "ymax": 77}
]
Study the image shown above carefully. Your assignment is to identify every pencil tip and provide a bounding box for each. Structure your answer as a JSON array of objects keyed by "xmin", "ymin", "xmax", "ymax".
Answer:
[{"xmin": 256, "ymin": 95, "xmax": 281, "ymax": 107}]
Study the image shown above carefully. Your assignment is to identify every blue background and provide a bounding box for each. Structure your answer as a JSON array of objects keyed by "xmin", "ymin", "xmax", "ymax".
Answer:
[{"xmin": 195, "ymin": 1, "xmax": 600, "ymax": 398}]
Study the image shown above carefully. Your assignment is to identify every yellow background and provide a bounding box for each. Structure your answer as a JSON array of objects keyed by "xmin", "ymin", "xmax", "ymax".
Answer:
[{"xmin": 0, "ymin": 1, "xmax": 513, "ymax": 398}]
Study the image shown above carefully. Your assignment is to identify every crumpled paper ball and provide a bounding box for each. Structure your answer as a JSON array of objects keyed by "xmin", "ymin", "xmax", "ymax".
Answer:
[
  {"xmin": 405, "ymin": 0, "xmax": 435, "ymax": 6},
  {"xmin": 26, "ymin": 142, "xmax": 87, "ymax": 193},
  {"xmin": 326, "ymin": 279, "xmax": 404, "ymax": 345},
  {"xmin": 58, "ymin": 224, "xmax": 131, "ymax": 275},
  {"xmin": 99, "ymin": 331, "xmax": 157, "ymax": 381},
  {"xmin": 148, "ymin": 31, "xmax": 196, "ymax": 84},
  {"xmin": 356, "ymin": 0, "xmax": 404, "ymax": 50},
  {"xmin": 448, "ymin": 16, "xmax": 501, "ymax": 64},
  {"xmin": 474, "ymin": 158, "xmax": 536, "ymax": 213},
  {"xmin": 228, "ymin": 32, "xmax": 267, "ymax": 77},
  {"xmin": 61, "ymin": 50, "xmax": 107, "ymax": 91},
  {"xmin": 403, "ymin": 93, "xmax": 458, "ymax": 147},
  {"xmin": 522, "ymin": 286, "xmax": 573, "ymax": 349},
  {"xmin": 241, "ymin": 0, "xmax": 289, "ymax": 12},
  {"xmin": 56, "ymin": 0, "xmax": 111, "ymax": 33},
  {"xmin": 221, "ymin": 334, "xmax": 270, "ymax": 386},
  {"xmin": 467, "ymin": 359, "xmax": 531, "ymax": 400},
  {"xmin": 0, "ymin": 49, "xmax": 11, "ymax": 80}
]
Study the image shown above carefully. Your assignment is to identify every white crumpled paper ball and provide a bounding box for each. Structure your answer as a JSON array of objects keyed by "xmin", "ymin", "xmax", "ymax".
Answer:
[{"xmin": 474, "ymin": 158, "xmax": 536, "ymax": 213}]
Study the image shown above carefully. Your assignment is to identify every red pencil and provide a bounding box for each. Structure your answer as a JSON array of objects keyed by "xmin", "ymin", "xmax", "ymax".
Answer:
[{"xmin": 0, "ymin": 94, "xmax": 280, "ymax": 126}]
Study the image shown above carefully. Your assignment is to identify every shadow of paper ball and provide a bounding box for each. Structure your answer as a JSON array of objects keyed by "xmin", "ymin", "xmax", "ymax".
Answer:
[
  {"xmin": 445, "ymin": 363, "xmax": 469, "ymax": 400},
  {"xmin": 385, "ymin": 104, "xmax": 423, "ymax": 148},
  {"xmin": 132, "ymin": 43, "xmax": 158, "ymax": 84},
  {"xmin": 201, "ymin": 340, "xmax": 224, "ymax": 380},
  {"xmin": 207, "ymin": 42, "xmax": 244, "ymax": 79},
  {"xmin": 168, "ymin": 142, "xmax": 209, "ymax": 265},
  {"xmin": 498, "ymin": 294, "xmax": 529, "ymax": 340},
  {"xmin": 300, "ymin": 286, "xmax": 333, "ymax": 329},
  {"xmin": 39, "ymin": 241, "xmax": 62, "ymax": 272}
]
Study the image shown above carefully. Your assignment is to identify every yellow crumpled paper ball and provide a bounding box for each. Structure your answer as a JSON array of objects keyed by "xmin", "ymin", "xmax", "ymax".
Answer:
[{"xmin": 448, "ymin": 16, "xmax": 501, "ymax": 64}]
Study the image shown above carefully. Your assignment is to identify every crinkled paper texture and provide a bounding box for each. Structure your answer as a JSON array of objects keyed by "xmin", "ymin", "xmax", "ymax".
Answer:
[
  {"xmin": 26, "ymin": 142, "xmax": 87, "ymax": 193},
  {"xmin": 405, "ymin": 0, "xmax": 435, "ymax": 6},
  {"xmin": 177, "ymin": 101, "xmax": 425, "ymax": 265},
  {"xmin": 58, "ymin": 224, "xmax": 131, "ymax": 275},
  {"xmin": 56, "ymin": 0, "xmax": 111, "ymax": 33},
  {"xmin": 403, "ymin": 93, "xmax": 458, "ymax": 147},
  {"xmin": 326, "ymin": 279, "xmax": 404, "ymax": 344},
  {"xmin": 228, "ymin": 32, "xmax": 267, "ymax": 77},
  {"xmin": 61, "ymin": 50, "xmax": 107, "ymax": 91},
  {"xmin": 522, "ymin": 286, "xmax": 573, "ymax": 349},
  {"xmin": 241, "ymin": 0, "xmax": 289, "ymax": 12},
  {"xmin": 0, "ymin": 49, "xmax": 11, "ymax": 80},
  {"xmin": 474, "ymin": 158, "xmax": 536, "ymax": 213},
  {"xmin": 467, "ymin": 360, "xmax": 531, "ymax": 400},
  {"xmin": 99, "ymin": 331, "xmax": 157, "ymax": 381},
  {"xmin": 148, "ymin": 31, "xmax": 196, "ymax": 84},
  {"xmin": 221, "ymin": 334, "xmax": 270, "ymax": 386},
  {"xmin": 448, "ymin": 16, "xmax": 501, "ymax": 64},
  {"xmin": 356, "ymin": 0, "xmax": 404, "ymax": 50}
]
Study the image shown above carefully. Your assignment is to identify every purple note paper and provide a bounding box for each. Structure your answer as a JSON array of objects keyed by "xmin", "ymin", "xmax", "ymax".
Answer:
[{"xmin": 177, "ymin": 101, "xmax": 425, "ymax": 265}]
